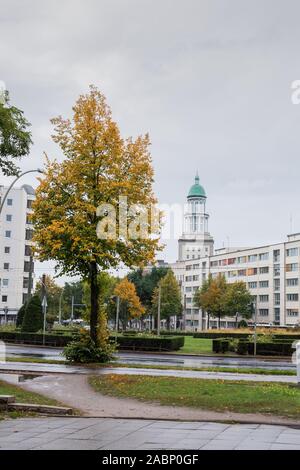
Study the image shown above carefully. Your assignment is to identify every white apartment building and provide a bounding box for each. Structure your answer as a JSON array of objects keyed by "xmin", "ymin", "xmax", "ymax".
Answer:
[
  {"xmin": 0, "ymin": 185, "xmax": 35, "ymax": 322},
  {"xmin": 170, "ymin": 175, "xmax": 300, "ymax": 329}
]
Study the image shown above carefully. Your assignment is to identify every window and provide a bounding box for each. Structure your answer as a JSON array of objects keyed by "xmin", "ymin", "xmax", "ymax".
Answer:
[
  {"xmin": 238, "ymin": 269, "xmax": 247, "ymax": 276},
  {"xmin": 185, "ymin": 287, "xmax": 192, "ymax": 292},
  {"xmin": 287, "ymin": 278, "xmax": 298, "ymax": 286},
  {"xmin": 27, "ymin": 199, "xmax": 33, "ymax": 209},
  {"xmin": 273, "ymin": 249, "xmax": 280, "ymax": 262},
  {"xmin": 193, "ymin": 275, "xmax": 199, "ymax": 281},
  {"xmin": 274, "ymin": 278, "xmax": 280, "ymax": 291},
  {"xmin": 274, "ymin": 293, "xmax": 280, "ymax": 305},
  {"xmin": 259, "ymin": 252, "xmax": 269, "ymax": 261},
  {"xmin": 5, "ymin": 230, "xmax": 11, "ymax": 238},
  {"xmin": 286, "ymin": 263, "xmax": 299, "ymax": 272},
  {"xmin": 259, "ymin": 295, "xmax": 269, "ymax": 302},
  {"xmin": 2, "ymin": 279, "xmax": 8, "ymax": 287},
  {"xmin": 22, "ymin": 293, "xmax": 28, "ymax": 304},
  {"xmin": 273, "ymin": 264, "xmax": 280, "ymax": 276},
  {"xmin": 26, "ymin": 214, "xmax": 32, "ymax": 225},
  {"xmin": 185, "ymin": 276, "xmax": 192, "ymax": 282},
  {"xmin": 7, "ymin": 199, "xmax": 12, "ymax": 206},
  {"xmin": 259, "ymin": 266, "xmax": 269, "ymax": 274},
  {"xmin": 24, "ymin": 261, "xmax": 34, "ymax": 273},
  {"xmin": 186, "ymin": 265, "xmax": 192, "ymax": 271},
  {"xmin": 287, "ymin": 293, "xmax": 299, "ymax": 302},
  {"xmin": 259, "ymin": 309, "xmax": 269, "ymax": 316},
  {"xmin": 259, "ymin": 280, "xmax": 269, "ymax": 288},
  {"xmin": 248, "ymin": 282, "xmax": 257, "ymax": 289},
  {"xmin": 4, "ymin": 247, "xmax": 10, "ymax": 254},
  {"xmin": 6, "ymin": 214, "xmax": 12, "ymax": 222},
  {"xmin": 24, "ymin": 245, "xmax": 32, "ymax": 256},
  {"xmin": 286, "ymin": 248, "xmax": 299, "ymax": 257},
  {"xmin": 2, "ymin": 295, "xmax": 7, "ymax": 302},
  {"xmin": 228, "ymin": 258, "xmax": 236, "ymax": 265},
  {"xmin": 274, "ymin": 308, "xmax": 280, "ymax": 322},
  {"xmin": 25, "ymin": 229, "xmax": 33, "ymax": 240},
  {"xmin": 186, "ymin": 298, "xmax": 192, "ymax": 304},
  {"xmin": 3, "ymin": 263, "xmax": 9, "ymax": 270},
  {"xmin": 248, "ymin": 254, "xmax": 257, "ymax": 262},
  {"xmin": 287, "ymin": 309, "xmax": 299, "ymax": 317},
  {"xmin": 237, "ymin": 256, "xmax": 247, "ymax": 264},
  {"xmin": 247, "ymin": 268, "xmax": 257, "ymax": 276}
]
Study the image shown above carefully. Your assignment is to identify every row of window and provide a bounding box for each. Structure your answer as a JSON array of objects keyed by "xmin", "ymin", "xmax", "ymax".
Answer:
[
  {"xmin": 0, "ymin": 198, "xmax": 33, "ymax": 209},
  {"xmin": 0, "ymin": 278, "xmax": 32, "ymax": 289},
  {"xmin": 4, "ymin": 229, "xmax": 33, "ymax": 240},
  {"xmin": 2, "ymin": 261, "xmax": 34, "ymax": 272},
  {"xmin": 3, "ymin": 246, "xmax": 32, "ymax": 256},
  {"xmin": 184, "ymin": 308, "xmax": 298, "ymax": 318},
  {"xmin": 209, "ymin": 248, "xmax": 299, "ymax": 268}
]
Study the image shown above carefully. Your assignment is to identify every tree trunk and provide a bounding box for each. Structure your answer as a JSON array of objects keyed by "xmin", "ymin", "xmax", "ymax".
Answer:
[
  {"xmin": 207, "ymin": 312, "xmax": 210, "ymax": 330},
  {"xmin": 90, "ymin": 261, "xmax": 99, "ymax": 344},
  {"xmin": 218, "ymin": 313, "xmax": 221, "ymax": 329}
]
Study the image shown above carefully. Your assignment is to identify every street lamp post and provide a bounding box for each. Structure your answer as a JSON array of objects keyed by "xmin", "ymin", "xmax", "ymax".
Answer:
[
  {"xmin": 0, "ymin": 168, "xmax": 44, "ymax": 215},
  {"xmin": 253, "ymin": 300, "xmax": 257, "ymax": 356}
]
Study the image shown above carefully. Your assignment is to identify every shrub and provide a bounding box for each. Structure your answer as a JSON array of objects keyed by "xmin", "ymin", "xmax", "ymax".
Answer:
[
  {"xmin": 16, "ymin": 304, "xmax": 26, "ymax": 328},
  {"xmin": 238, "ymin": 319, "xmax": 248, "ymax": 328},
  {"xmin": 21, "ymin": 295, "xmax": 43, "ymax": 333},
  {"xmin": 237, "ymin": 340, "xmax": 249, "ymax": 355},
  {"xmin": 64, "ymin": 330, "xmax": 115, "ymax": 363}
]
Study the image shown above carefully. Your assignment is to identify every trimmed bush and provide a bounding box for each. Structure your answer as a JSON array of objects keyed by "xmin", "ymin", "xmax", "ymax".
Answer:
[
  {"xmin": 21, "ymin": 295, "xmax": 43, "ymax": 333},
  {"xmin": 194, "ymin": 332, "xmax": 251, "ymax": 339},
  {"xmin": 114, "ymin": 335, "xmax": 185, "ymax": 351}
]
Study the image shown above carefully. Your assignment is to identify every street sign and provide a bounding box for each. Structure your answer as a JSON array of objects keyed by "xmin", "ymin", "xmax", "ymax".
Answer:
[{"xmin": 41, "ymin": 296, "xmax": 48, "ymax": 308}]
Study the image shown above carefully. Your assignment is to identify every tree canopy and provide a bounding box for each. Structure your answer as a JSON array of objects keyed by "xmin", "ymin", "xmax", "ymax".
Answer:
[
  {"xmin": 0, "ymin": 91, "xmax": 32, "ymax": 176},
  {"xmin": 32, "ymin": 86, "xmax": 160, "ymax": 344},
  {"xmin": 128, "ymin": 266, "xmax": 169, "ymax": 312}
]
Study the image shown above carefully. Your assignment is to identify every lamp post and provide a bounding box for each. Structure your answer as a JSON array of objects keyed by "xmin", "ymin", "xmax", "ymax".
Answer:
[
  {"xmin": 252, "ymin": 300, "xmax": 257, "ymax": 356},
  {"xmin": 0, "ymin": 168, "xmax": 44, "ymax": 215}
]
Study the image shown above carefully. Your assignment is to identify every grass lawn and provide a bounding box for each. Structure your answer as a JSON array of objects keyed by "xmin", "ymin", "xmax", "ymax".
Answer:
[
  {"xmin": 0, "ymin": 379, "xmax": 64, "ymax": 420},
  {"xmin": 89, "ymin": 374, "xmax": 300, "ymax": 418},
  {"xmin": 177, "ymin": 336, "xmax": 213, "ymax": 354}
]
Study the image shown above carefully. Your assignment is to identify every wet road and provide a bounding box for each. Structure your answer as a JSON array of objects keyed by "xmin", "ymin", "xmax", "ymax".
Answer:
[
  {"xmin": 0, "ymin": 362, "xmax": 297, "ymax": 382},
  {"xmin": 3, "ymin": 344, "xmax": 295, "ymax": 370}
]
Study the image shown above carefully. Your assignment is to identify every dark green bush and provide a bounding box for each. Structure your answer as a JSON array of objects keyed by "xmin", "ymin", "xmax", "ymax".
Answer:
[
  {"xmin": 0, "ymin": 331, "xmax": 73, "ymax": 346},
  {"xmin": 21, "ymin": 295, "xmax": 43, "ymax": 333}
]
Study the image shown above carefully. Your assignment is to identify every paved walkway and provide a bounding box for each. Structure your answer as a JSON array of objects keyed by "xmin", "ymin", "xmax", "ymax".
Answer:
[{"xmin": 0, "ymin": 417, "xmax": 300, "ymax": 449}]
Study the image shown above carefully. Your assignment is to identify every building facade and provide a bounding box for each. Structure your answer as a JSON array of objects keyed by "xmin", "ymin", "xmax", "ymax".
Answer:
[
  {"xmin": 0, "ymin": 185, "xmax": 35, "ymax": 322},
  {"xmin": 170, "ymin": 175, "xmax": 300, "ymax": 329}
]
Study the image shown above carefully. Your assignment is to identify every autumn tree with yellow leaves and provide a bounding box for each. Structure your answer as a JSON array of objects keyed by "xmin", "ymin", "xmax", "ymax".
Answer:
[
  {"xmin": 113, "ymin": 278, "xmax": 145, "ymax": 329},
  {"xmin": 32, "ymin": 86, "xmax": 160, "ymax": 346}
]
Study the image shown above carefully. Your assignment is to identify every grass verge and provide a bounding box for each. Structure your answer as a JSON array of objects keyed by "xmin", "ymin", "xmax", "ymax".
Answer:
[
  {"xmin": 89, "ymin": 374, "xmax": 300, "ymax": 418},
  {"xmin": 0, "ymin": 379, "xmax": 65, "ymax": 420}
]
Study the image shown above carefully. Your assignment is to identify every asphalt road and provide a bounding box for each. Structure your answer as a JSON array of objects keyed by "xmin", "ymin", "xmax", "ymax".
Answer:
[
  {"xmin": 3, "ymin": 344, "xmax": 295, "ymax": 370},
  {"xmin": 0, "ymin": 362, "xmax": 297, "ymax": 382}
]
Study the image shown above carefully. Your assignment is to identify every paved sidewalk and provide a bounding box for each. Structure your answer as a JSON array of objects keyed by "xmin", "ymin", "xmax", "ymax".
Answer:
[{"xmin": 0, "ymin": 418, "xmax": 300, "ymax": 450}]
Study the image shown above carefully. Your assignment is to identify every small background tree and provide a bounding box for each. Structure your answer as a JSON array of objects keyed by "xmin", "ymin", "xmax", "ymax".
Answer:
[
  {"xmin": 21, "ymin": 295, "xmax": 43, "ymax": 332},
  {"xmin": 151, "ymin": 270, "xmax": 182, "ymax": 330},
  {"xmin": 113, "ymin": 278, "xmax": 145, "ymax": 330},
  {"xmin": 223, "ymin": 281, "xmax": 252, "ymax": 327}
]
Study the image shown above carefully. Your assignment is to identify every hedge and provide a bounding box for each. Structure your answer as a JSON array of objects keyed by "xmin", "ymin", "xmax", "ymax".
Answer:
[
  {"xmin": 113, "ymin": 335, "xmax": 185, "ymax": 351},
  {"xmin": 0, "ymin": 331, "xmax": 184, "ymax": 351},
  {"xmin": 194, "ymin": 332, "xmax": 251, "ymax": 339},
  {"xmin": 0, "ymin": 331, "xmax": 73, "ymax": 347},
  {"xmin": 212, "ymin": 337, "xmax": 298, "ymax": 356}
]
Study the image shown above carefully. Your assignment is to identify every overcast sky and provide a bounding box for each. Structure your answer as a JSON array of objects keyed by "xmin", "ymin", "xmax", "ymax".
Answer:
[{"xmin": 1, "ymin": 0, "xmax": 300, "ymax": 278}]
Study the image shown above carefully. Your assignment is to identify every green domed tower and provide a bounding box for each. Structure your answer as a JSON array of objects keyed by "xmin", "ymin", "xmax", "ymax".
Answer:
[{"xmin": 178, "ymin": 173, "xmax": 214, "ymax": 261}]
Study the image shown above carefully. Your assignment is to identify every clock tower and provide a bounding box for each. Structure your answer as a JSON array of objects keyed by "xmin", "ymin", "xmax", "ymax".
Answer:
[{"xmin": 178, "ymin": 173, "xmax": 214, "ymax": 261}]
